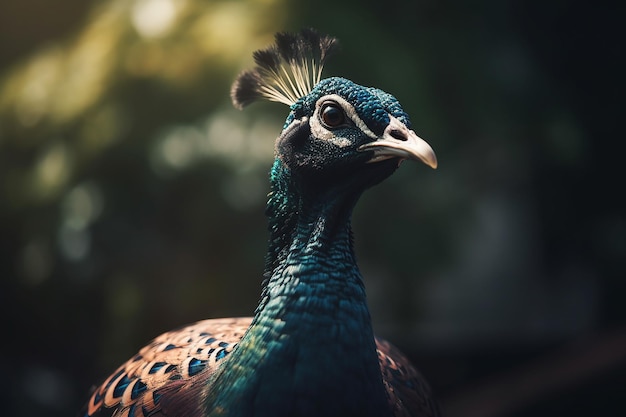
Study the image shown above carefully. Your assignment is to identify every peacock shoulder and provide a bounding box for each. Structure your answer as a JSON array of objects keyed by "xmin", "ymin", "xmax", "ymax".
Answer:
[
  {"xmin": 83, "ymin": 318, "xmax": 249, "ymax": 417},
  {"xmin": 376, "ymin": 338, "xmax": 441, "ymax": 417},
  {"xmin": 84, "ymin": 317, "xmax": 438, "ymax": 417}
]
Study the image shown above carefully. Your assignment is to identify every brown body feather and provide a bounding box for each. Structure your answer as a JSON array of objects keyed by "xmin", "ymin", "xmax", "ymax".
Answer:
[{"xmin": 84, "ymin": 318, "xmax": 438, "ymax": 417}]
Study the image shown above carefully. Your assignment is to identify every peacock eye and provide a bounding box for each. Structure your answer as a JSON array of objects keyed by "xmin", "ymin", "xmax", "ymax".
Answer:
[{"xmin": 320, "ymin": 103, "xmax": 346, "ymax": 128}]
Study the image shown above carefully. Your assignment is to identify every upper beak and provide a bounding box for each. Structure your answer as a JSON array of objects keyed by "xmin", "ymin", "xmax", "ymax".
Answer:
[{"xmin": 358, "ymin": 115, "xmax": 437, "ymax": 169}]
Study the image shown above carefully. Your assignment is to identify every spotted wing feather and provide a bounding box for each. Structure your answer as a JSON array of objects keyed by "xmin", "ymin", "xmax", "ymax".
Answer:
[
  {"xmin": 82, "ymin": 318, "xmax": 250, "ymax": 417},
  {"xmin": 376, "ymin": 338, "xmax": 441, "ymax": 417},
  {"xmin": 83, "ymin": 317, "xmax": 437, "ymax": 417}
]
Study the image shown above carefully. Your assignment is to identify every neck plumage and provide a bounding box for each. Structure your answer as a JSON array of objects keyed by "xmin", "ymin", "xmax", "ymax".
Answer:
[{"xmin": 203, "ymin": 159, "xmax": 391, "ymax": 417}]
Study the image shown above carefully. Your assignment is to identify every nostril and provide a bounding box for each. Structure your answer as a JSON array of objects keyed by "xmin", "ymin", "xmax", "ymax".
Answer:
[{"xmin": 389, "ymin": 129, "xmax": 407, "ymax": 141}]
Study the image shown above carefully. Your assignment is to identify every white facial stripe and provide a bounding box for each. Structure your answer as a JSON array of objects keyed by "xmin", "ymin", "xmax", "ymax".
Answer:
[
  {"xmin": 320, "ymin": 94, "xmax": 379, "ymax": 139},
  {"xmin": 309, "ymin": 94, "xmax": 379, "ymax": 147}
]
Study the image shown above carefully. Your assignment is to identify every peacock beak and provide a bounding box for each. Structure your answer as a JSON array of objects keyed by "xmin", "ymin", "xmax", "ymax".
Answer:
[{"xmin": 358, "ymin": 115, "xmax": 437, "ymax": 169}]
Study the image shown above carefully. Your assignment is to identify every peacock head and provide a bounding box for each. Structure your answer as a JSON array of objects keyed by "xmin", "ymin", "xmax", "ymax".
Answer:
[{"xmin": 231, "ymin": 29, "xmax": 436, "ymax": 193}]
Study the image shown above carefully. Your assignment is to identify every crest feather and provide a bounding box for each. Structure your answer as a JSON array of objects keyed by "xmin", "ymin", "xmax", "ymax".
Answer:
[{"xmin": 231, "ymin": 28, "xmax": 339, "ymax": 109}]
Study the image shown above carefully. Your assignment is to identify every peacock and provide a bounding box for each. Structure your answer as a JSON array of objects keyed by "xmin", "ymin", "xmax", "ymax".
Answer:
[{"xmin": 82, "ymin": 29, "xmax": 439, "ymax": 417}]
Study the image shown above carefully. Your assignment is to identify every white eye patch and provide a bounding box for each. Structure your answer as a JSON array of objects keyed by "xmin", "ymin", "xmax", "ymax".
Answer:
[{"xmin": 309, "ymin": 94, "xmax": 379, "ymax": 148}]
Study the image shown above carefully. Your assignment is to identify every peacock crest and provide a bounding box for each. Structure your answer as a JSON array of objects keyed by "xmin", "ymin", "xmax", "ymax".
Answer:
[{"xmin": 231, "ymin": 28, "xmax": 339, "ymax": 109}]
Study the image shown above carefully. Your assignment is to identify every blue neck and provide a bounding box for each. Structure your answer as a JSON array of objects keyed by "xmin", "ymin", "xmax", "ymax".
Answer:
[{"xmin": 204, "ymin": 159, "xmax": 391, "ymax": 417}]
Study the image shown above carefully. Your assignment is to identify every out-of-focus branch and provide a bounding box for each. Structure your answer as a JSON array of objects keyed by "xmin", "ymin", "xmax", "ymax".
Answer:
[{"xmin": 441, "ymin": 326, "xmax": 626, "ymax": 417}]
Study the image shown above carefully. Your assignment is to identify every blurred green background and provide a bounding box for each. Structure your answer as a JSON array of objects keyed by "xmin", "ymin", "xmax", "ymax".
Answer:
[{"xmin": 1, "ymin": 1, "xmax": 624, "ymax": 416}]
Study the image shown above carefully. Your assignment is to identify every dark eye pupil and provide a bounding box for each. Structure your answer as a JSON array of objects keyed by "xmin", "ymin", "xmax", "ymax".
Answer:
[{"xmin": 321, "ymin": 104, "xmax": 345, "ymax": 127}]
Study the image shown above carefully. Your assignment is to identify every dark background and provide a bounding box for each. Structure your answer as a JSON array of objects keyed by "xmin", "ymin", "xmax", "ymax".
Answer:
[{"xmin": 1, "ymin": 1, "xmax": 624, "ymax": 416}]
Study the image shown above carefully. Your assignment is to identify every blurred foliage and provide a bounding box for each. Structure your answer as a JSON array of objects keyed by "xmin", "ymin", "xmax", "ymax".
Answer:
[{"xmin": 0, "ymin": 1, "xmax": 624, "ymax": 417}]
